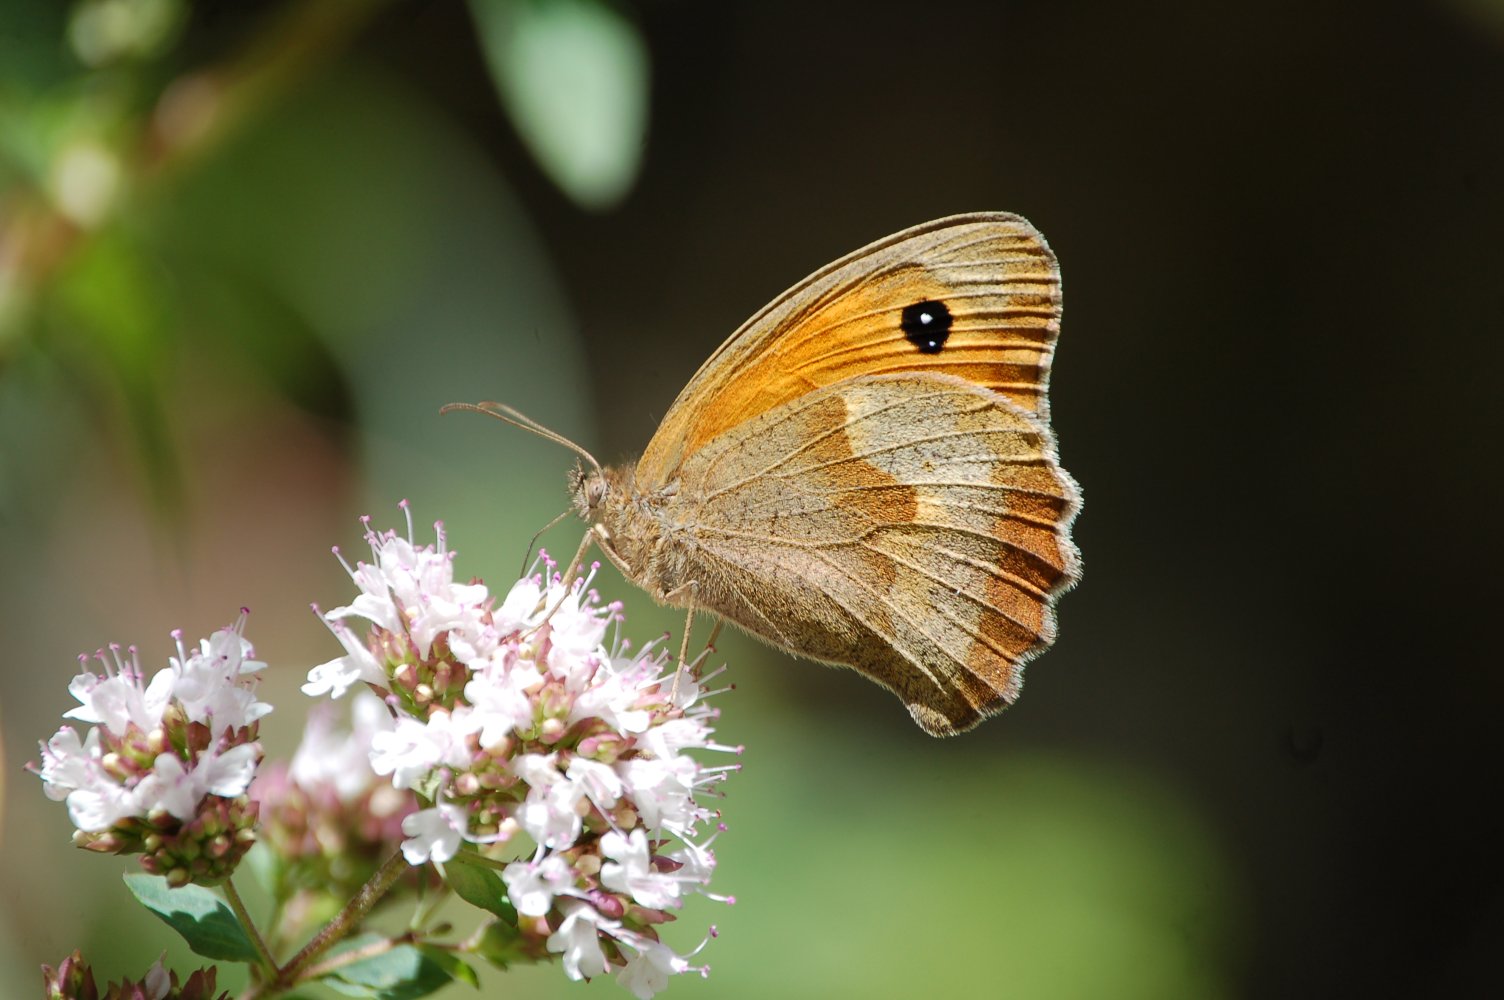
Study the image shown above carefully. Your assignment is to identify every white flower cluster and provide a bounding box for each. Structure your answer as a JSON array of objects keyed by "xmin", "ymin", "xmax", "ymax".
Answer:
[
  {"xmin": 287, "ymin": 691, "xmax": 398, "ymax": 803},
  {"xmin": 250, "ymin": 691, "xmax": 420, "ymax": 914},
  {"xmin": 304, "ymin": 508, "xmax": 740, "ymax": 998},
  {"xmin": 34, "ymin": 616, "xmax": 269, "ymax": 884}
]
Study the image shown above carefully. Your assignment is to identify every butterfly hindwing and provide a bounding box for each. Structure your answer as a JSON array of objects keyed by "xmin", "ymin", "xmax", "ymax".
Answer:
[{"xmin": 671, "ymin": 373, "xmax": 1081, "ymax": 736}]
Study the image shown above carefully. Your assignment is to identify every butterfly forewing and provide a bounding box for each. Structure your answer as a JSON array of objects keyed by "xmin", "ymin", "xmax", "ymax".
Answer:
[{"xmin": 636, "ymin": 214, "xmax": 1062, "ymax": 487}]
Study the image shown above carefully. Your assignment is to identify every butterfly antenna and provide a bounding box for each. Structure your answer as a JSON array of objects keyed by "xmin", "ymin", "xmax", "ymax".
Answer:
[
  {"xmin": 440, "ymin": 401, "xmax": 604, "ymax": 478},
  {"xmin": 521, "ymin": 507, "xmax": 573, "ymax": 578}
]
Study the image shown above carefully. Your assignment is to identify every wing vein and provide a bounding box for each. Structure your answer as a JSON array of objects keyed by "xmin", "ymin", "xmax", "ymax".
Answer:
[
  {"xmin": 866, "ymin": 546, "xmax": 1045, "ymax": 642},
  {"xmin": 691, "ymin": 545, "xmax": 800, "ymax": 650},
  {"xmin": 774, "ymin": 432, "xmax": 1045, "ymax": 481},
  {"xmin": 696, "ymin": 537, "xmax": 950, "ymax": 692},
  {"xmin": 699, "ymin": 386, "xmax": 975, "ymax": 500}
]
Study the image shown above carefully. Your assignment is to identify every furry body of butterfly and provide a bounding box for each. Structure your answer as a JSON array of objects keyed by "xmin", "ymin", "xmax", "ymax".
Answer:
[{"xmin": 572, "ymin": 213, "xmax": 1081, "ymax": 737}]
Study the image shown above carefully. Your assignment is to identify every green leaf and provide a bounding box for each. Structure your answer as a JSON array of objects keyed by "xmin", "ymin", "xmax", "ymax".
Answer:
[
  {"xmin": 123, "ymin": 873, "xmax": 260, "ymax": 963},
  {"xmin": 416, "ymin": 945, "xmax": 479, "ymax": 989},
  {"xmin": 323, "ymin": 936, "xmax": 456, "ymax": 1000},
  {"xmin": 470, "ymin": 917, "xmax": 543, "ymax": 971},
  {"xmin": 443, "ymin": 856, "xmax": 517, "ymax": 921},
  {"xmin": 469, "ymin": 0, "xmax": 650, "ymax": 209}
]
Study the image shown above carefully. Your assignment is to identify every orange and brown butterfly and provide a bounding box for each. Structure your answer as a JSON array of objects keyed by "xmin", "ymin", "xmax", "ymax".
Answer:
[{"xmin": 455, "ymin": 213, "xmax": 1081, "ymax": 737}]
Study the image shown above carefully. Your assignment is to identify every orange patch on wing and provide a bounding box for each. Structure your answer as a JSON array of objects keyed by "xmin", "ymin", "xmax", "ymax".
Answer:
[
  {"xmin": 677, "ymin": 258, "xmax": 1058, "ymax": 461},
  {"xmin": 961, "ymin": 440, "xmax": 1076, "ymax": 694}
]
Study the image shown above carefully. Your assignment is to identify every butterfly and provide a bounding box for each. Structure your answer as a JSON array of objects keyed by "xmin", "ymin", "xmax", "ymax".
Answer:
[{"xmin": 459, "ymin": 213, "xmax": 1081, "ymax": 736}]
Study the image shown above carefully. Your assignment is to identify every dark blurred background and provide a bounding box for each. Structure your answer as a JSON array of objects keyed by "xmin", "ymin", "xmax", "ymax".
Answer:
[{"xmin": 3, "ymin": 1, "xmax": 1502, "ymax": 997}]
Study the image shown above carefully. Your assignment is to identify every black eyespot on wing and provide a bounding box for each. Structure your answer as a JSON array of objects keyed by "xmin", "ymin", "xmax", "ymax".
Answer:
[{"xmin": 900, "ymin": 300, "xmax": 952, "ymax": 354}]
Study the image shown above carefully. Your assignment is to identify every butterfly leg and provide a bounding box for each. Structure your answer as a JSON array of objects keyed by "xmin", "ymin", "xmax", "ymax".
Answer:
[
  {"xmin": 650, "ymin": 580, "xmax": 702, "ymax": 704},
  {"xmin": 660, "ymin": 583, "xmax": 723, "ymax": 671},
  {"xmin": 520, "ymin": 530, "xmax": 597, "ymax": 639},
  {"xmin": 703, "ymin": 618, "xmax": 724, "ymax": 657},
  {"xmin": 557, "ymin": 529, "xmax": 598, "ymax": 591},
  {"xmin": 677, "ymin": 604, "xmax": 697, "ymax": 673},
  {"xmin": 518, "ymin": 507, "xmax": 573, "ymax": 578},
  {"xmin": 661, "ymin": 586, "xmax": 725, "ymax": 703}
]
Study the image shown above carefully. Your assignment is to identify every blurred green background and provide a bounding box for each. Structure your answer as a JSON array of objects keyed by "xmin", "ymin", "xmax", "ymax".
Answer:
[{"xmin": 3, "ymin": 1, "xmax": 1501, "ymax": 997}]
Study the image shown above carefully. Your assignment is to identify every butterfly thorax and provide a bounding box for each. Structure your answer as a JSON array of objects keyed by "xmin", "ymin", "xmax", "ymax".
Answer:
[{"xmin": 572, "ymin": 462, "xmax": 695, "ymax": 605}]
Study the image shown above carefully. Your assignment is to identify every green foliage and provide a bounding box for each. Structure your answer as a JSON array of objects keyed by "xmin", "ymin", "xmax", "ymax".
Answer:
[
  {"xmin": 47, "ymin": 226, "xmax": 184, "ymax": 517},
  {"xmin": 415, "ymin": 946, "xmax": 479, "ymax": 990},
  {"xmin": 469, "ymin": 0, "xmax": 649, "ymax": 209},
  {"xmin": 470, "ymin": 919, "xmax": 537, "ymax": 972},
  {"xmin": 122, "ymin": 874, "xmax": 260, "ymax": 964},
  {"xmin": 1, "ymin": 0, "xmax": 625, "ymax": 533},
  {"xmin": 441, "ymin": 856, "xmax": 518, "ymax": 922},
  {"xmin": 322, "ymin": 935, "xmax": 459, "ymax": 1000}
]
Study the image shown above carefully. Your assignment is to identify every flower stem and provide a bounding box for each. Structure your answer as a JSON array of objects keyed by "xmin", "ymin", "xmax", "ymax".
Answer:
[
  {"xmin": 242, "ymin": 850, "xmax": 410, "ymax": 999},
  {"xmin": 300, "ymin": 930, "xmax": 411, "ymax": 980},
  {"xmin": 222, "ymin": 877, "xmax": 277, "ymax": 978},
  {"xmin": 283, "ymin": 850, "xmax": 410, "ymax": 979}
]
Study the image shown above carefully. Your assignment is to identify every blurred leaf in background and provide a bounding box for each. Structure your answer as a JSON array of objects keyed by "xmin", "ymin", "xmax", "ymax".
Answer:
[
  {"xmin": 2, "ymin": 0, "xmax": 646, "ymax": 533},
  {"xmin": 1, "ymin": 1, "xmax": 602, "ymax": 990},
  {"xmin": 470, "ymin": 0, "xmax": 650, "ymax": 210}
]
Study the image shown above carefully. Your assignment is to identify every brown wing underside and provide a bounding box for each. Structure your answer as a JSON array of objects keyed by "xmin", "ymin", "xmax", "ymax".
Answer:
[
  {"xmin": 668, "ymin": 374, "xmax": 1081, "ymax": 736},
  {"xmin": 636, "ymin": 214, "xmax": 1061, "ymax": 487}
]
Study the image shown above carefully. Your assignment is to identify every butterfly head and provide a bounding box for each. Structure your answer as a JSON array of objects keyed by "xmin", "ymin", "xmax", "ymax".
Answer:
[
  {"xmin": 570, "ymin": 462, "xmax": 611, "ymax": 521},
  {"xmin": 569, "ymin": 461, "xmax": 654, "ymax": 582}
]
